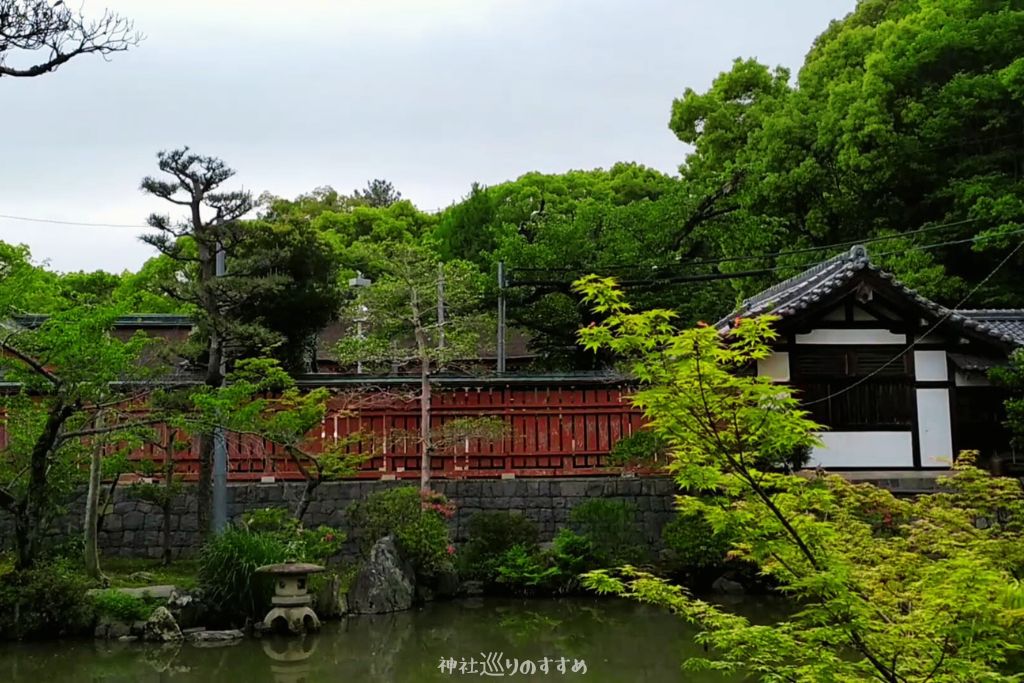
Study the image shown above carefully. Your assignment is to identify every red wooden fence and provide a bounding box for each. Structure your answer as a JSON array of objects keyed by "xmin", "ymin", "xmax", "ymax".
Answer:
[{"xmin": 82, "ymin": 383, "xmax": 644, "ymax": 481}]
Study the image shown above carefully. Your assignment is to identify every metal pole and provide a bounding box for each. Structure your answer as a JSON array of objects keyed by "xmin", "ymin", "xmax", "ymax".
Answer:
[
  {"xmin": 437, "ymin": 263, "xmax": 445, "ymax": 351},
  {"xmin": 355, "ymin": 318, "xmax": 364, "ymax": 375},
  {"xmin": 349, "ymin": 272, "xmax": 372, "ymax": 375},
  {"xmin": 212, "ymin": 242, "xmax": 228, "ymax": 534},
  {"xmin": 497, "ymin": 261, "xmax": 506, "ymax": 375}
]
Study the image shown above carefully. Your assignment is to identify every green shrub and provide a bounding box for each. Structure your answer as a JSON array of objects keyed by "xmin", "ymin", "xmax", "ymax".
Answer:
[
  {"xmin": 459, "ymin": 512, "xmax": 539, "ymax": 582},
  {"xmin": 0, "ymin": 560, "xmax": 95, "ymax": 639},
  {"xmin": 242, "ymin": 507, "xmax": 345, "ymax": 564},
  {"xmin": 607, "ymin": 430, "xmax": 668, "ymax": 468},
  {"xmin": 549, "ymin": 528, "xmax": 596, "ymax": 583},
  {"xmin": 199, "ymin": 527, "xmax": 289, "ymax": 623},
  {"xmin": 569, "ymin": 499, "xmax": 644, "ymax": 566},
  {"xmin": 348, "ymin": 487, "xmax": 453, "ymax": 576},
  {"xmin": 494, "ymin": 545, "xmax": 559, "ymax": 595},
  {"xmin": 91, "ymin": 589, "xmax": 152, "ymax": 622},
  {"xmin": 661, "ymin": 511, "xmax": 733, "ymax": 573}
]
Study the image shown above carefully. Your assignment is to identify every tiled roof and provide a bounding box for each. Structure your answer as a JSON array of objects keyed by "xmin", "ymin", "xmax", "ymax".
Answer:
[
  {"xmin": 958, "ymin": 310, "xmax": 1024, "ymax": 346},
  {"xmin": 716, "ymin": 245, "xmax": 1024, "ymax": 347}
]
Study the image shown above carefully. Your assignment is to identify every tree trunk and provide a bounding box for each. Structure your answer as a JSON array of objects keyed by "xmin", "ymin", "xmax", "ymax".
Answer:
[
  {"xmin": 420, "ymin": 364, "xmax": 431, "ymax": 488},
  {"xmin": 196, "ymin": 431, "xmax": 214, "ymax": 537},
  {"xmin": 195, "ymin": 206, "xmax": 224, "ymax": 539},
  {"xmin": 162, "ymin": 434, "xmax": 175, "ymax": 565},
  {"xmin": 294, "ymin": 477, "xmax": 320, "ymax": 522},
  {"xmin": 83, "ymin": 413, "xmax": 105, "ymax": 580},
  {"xmin": 409, "ymin": 289, "xmax": 432, "ymax": 488},
  {"xmin": 16, "ymin": 402, "xmax": 74, "ymax": 569}
]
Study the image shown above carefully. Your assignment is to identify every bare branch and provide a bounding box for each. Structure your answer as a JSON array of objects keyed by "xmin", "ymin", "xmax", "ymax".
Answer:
[{"xmin": 0, "ymin": 1, "xmax": 141, "ymax": 78}]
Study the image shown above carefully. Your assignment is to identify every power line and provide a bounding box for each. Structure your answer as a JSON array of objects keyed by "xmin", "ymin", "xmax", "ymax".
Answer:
[
  {"xmin": 510, "ymin": 216, "xmax": 985, "ymax": 276},
  {"xmin": 509, "ymin": 224, "xmax": 1024, "ymax": 288},
  {"xmin": 802, "ymin": 238, "xmax": 1024, "ymax": 408},
  {"xmin": 0, "ymin": 213, "xmax": 151, "ymax": 229}
]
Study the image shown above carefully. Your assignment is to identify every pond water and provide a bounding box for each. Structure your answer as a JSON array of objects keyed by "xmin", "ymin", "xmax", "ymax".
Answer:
[{"xmin": 0, "ymin": 596, "xmax": 774, "ymax": 682}]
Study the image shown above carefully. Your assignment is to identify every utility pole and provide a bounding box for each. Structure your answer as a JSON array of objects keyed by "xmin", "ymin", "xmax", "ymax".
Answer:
[
  {"xmin": 349, "ymin": 272, "xmax": 372, "ymax": 374},
  {"xmin": 497, "ymin": 261, "xmax": 506, "ymax": 375},
  {"xmin": 437, "ymin": 263, "xmax": 446, "ymax": 352},
  {"xmin": 212, "ymin": 243, "xmax": 228, "ymax": 534}
]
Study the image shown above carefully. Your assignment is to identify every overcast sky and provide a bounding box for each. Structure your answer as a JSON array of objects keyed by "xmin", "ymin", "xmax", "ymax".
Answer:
[{"xmin": 0, "ymin": 0, "xmax": 854, "ymax": 273}]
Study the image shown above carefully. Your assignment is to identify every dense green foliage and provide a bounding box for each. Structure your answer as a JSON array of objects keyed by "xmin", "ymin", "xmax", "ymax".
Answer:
[
  {"xmin": 660, "ymin": 511, "xmax": 734, "ymax": 576},
  {"xmin": 576, "ymin": 276, "xmax": 1024, "ymax": 682},
  {"xmin": 991, "ymin": 348, "xmax": 1024, "ymax": 448},
  {"xmin": 458, "ymin": 512, "xmax": 540, "ymax": 583},
  {"xmin": 197, "ymin": 509, "xmax": 345, "ymax": 624},
  {"xmin": 347, "ymin": 487, "xmax": 454, "ymax": 576},
  {"xmin": 455, "ymin": 503, "xmax": 648, "ymax": 595},
  {"xmin": 0, "ymin": 561, "xmax": 96, "ymax": 639},
  {"xmin": 198, "ymin": 526, "xmax": 289, "ymax": 623},
  {"xmin": 90, "ymin": 589, "xmax": 153, "ymax": 622},
  {"xmin": 605, "ymin": 430, "xmax": 669, "ymax": 470},
  {"xmin": 567, "ymin": 499, "xmax": 645, "ymax": 566}
]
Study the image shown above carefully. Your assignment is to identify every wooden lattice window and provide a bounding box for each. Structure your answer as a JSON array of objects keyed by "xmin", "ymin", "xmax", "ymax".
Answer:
[{"xmin": 792, "ymin": 348, "xmax": 913, "ymax": 429}]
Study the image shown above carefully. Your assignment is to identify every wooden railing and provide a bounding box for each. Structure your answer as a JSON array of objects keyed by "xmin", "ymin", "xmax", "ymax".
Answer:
[{"xmin": 48, "ymin": 383, "xmax": 644, "ymax": 481}]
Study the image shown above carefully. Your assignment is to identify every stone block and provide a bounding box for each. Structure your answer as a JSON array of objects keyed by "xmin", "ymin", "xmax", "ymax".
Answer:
[
  {"xmin": 561, "ymin": 481, "xmax": 588, "ymax": 498},
  {"xmin": 123, "ymin": 512, "xmax": 144, "ymax": 531}
]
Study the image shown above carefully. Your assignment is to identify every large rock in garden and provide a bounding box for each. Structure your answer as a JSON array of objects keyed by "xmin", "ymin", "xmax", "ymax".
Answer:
[
  {"xmin": 142, "ymin": 606, "xmax": 183, "ymax": 642},
  {"xmin": 167, "ymin": 588, "xmax": 205, "ymax": 629},
  {"xmin": 347, "ymin": 536, "xmax": 415, "ymax": 614},
  {"xmin": 314, "ymin": 573, "xmax": 348, "ymax": 618},
  {"xmin": 711, "ymin": 575, "xmax": 745, "ymax": 595}
]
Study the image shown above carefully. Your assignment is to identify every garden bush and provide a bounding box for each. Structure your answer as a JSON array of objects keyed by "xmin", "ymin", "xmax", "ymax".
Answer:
[
  {"xmin": 198, "ymin": 526, "xmax": 289, "ymax": 624},
  {"xmin": 660, "ymin": 511, "xmax": 733, "ymax": 576},
  {"xmin": 549, "ymin": 528, "xmax": 597, "ymax": 582},
  {"xmin": 607, "ymin": 430, "xmax": 668, "ymax": 469},
  {"xmin": 241, "ymin": 507, "xmax": 345, "ymax": 563},
  {"xmin": 458, "ymin": 511, "xmax": 539, "ymax": 582},
  {"xmin": 91, "ymin": 589, "xmax": 153, "ymax": 622},
  {"xmin": 0, "ymin": 560, "xmax": 95, "ymax": 639},
  {"xmin": 494, "ymin": 545, "xmax": 560, "ymax": 595},
  {"xmin": 568, "ymin": 499, "xmax": 645, "ymax": 566},
  {"xmin": 347, "ymin": 487, "xmax": 454, "ymax": 576}
]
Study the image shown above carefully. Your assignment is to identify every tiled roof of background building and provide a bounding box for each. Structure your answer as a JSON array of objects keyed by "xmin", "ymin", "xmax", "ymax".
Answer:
[{"xmin": 716, "ymin": 245, "xmax": 1024, "ymax": 347}]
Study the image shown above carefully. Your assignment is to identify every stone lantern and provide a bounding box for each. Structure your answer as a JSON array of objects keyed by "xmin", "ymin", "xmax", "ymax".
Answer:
[{"xmin": 257, "ymin": 562, "xmax": 325, "ymax": 634}]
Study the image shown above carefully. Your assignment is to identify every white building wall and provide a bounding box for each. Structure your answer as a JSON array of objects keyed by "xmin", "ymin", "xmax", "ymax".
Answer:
[
  {"xmin": 795, "ymin": 329, "xmax": 905, "ymax": 345},
  {"xmin": 810, "ymin": 432, "xmax": 914, "ymax": 468},
  {"xmin": 913, "ymin": 351, "xmax": 948, "ymax": 381},
  {"xmin": 916, "ymin": 388, "xmax": 953, "ymax": 467},
  {"xmin": 757, "ymin": 352, "xmax": 790, "ymax": 382}
]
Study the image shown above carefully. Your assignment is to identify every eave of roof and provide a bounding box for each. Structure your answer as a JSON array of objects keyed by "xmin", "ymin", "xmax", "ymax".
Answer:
[{"xmin": 716, "ymin": 245, "xmax": 1024, "ymax": 347}]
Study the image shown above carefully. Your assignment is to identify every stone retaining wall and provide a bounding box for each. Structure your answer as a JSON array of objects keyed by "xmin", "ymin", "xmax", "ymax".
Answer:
[{"xmin": 2, "ymin": 477, "xmax": 678, "ymax": 560}]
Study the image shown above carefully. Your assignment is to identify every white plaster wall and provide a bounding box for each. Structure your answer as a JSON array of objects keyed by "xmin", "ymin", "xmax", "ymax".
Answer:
[
  {"xmin": 795, "ymin": 329, "xmax": 905, "ymax": 345},
  {"xmin": 757, "ymin": 351, "xmax": 790, "ymax": 382},
  {"xmin": 916, "ymin": 388, "xmax": 953, "ymax": 467},
  {"xmin": 852, "ymin": 306, "xmax": 879, "ymax": 321},
  {"xmin": 913, "ymin": 351, "xmax": 948, "ymax": 381},
  {"xmin": 809, "ymin": 431, "xmax": 914, "ymax": 468}
]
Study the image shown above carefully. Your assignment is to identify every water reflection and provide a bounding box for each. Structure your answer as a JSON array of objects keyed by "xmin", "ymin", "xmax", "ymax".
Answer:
[
  {"xmin": 262, "ymin": 636, "xmax": 318, "ymax": 683},
  {"xmin": 0, "ymin": 596, "xmax": 775, "ymax": 682}
]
